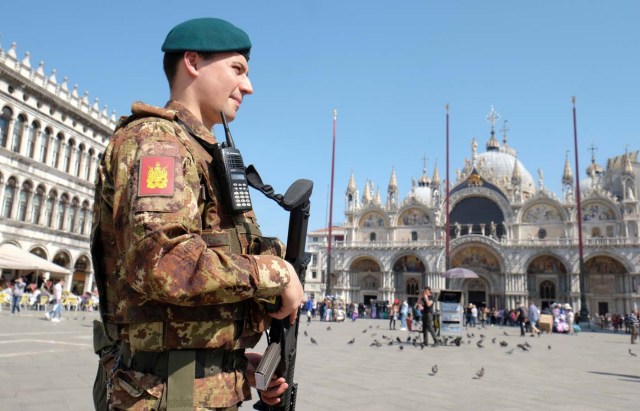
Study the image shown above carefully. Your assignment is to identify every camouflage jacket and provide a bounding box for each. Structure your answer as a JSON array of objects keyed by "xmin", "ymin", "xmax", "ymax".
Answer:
[{"xmin": 91, "ymin": 101, "xmax": 290, "ymax": 408}]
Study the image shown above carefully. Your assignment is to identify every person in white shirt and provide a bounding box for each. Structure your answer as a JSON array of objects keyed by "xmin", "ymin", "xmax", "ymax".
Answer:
[{"xmin": 46, "ymin": 279, "xmax": 64, "ymax": 322}]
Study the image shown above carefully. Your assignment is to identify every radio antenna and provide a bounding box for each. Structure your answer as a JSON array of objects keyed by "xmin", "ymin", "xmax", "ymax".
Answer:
[{"xmin": 220, "ymin": 111, "xmax": 236, "ymax": 148}]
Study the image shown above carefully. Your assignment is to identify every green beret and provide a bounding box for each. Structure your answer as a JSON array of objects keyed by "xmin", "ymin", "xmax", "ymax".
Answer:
[{"xmin": 161, "ymin": 18, "xmax": 251, "ymax": 60}]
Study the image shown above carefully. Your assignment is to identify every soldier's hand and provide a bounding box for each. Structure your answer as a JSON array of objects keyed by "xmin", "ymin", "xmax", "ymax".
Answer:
[{"xmin": 269, "ymin": 261, "xmax": 304, "ymax": 324}]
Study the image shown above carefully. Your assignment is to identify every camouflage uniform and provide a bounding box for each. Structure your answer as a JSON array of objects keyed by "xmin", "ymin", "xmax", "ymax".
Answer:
[{"xmin": 91, "ymin": 101, "xmax": 290, "ymax": 410}]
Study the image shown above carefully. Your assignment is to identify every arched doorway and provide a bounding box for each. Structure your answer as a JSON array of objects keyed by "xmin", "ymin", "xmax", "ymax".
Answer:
[{"xmin": 466, "ymin": 279, "xmax": 488, "ymax": 309}]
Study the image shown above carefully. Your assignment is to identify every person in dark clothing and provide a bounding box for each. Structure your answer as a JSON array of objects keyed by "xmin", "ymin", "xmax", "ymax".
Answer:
[{"xmin": 419, "ymin": 287, "xmax": 441, "ymax": 346}]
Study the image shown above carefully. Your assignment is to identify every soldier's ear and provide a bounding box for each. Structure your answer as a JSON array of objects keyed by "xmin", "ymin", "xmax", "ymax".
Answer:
[{"xmin": 183, "ymin": 51, "xmax": 200, "ymax": 76}]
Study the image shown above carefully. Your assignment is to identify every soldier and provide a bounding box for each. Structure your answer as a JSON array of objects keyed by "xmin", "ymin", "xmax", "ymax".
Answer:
[{"xmin": 91, "ymin": 18, "xmax": 304, "ymax": 410}]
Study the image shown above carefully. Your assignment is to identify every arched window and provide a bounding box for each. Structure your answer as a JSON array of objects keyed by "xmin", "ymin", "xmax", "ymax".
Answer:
[
  {"xmin": 411, "ymin": 231, "xmax": 418, "ymax": 241},
  {"xmin": 369, "ymin": 232, "xmax": 377, "ymax": 242},
  {"xmin": 26, "ymin": 121, "xmax": 39, "ymax": 158},
  {"xmin": 40, "ymin": 128, "xmax": 51, "ymax": 163},
  {"xmin": 31, "ymin": 186, "xmax": 44, "ymax": 224},
  {"xmin": 2, "ymin": 177, "xmax": 17, "ymax": 218},
  {"xmin": 52, "ymin": 134, "xmax": 63, "ymax": 168},
  {"xmin": 56, "ymin": 194, "xmax": 69, "ymax": 230},
  {"xmin": 74, "ymin": 144, "xmax": 84, "ymax": 177},
  {"xmin": 12, "ymin": 114, "xmax": 26, "ymax": 153},
  {"xmin": 406, "ymin": 278, "xmax": 419, "ymax": 296},
  {"xmin": 0, "ymin": 107, "xmax": 12, "ymax": 147},
  {"xmin": 540, "ymin": 280, "xmax": 556, "ymax": 300},
  {"xmin": 78, "ymin": 202, "xmax": 88, "ymax": 235},
  {"xmin": 68, "ymin": 198, "xmax": 79, "ymax": 232},
  {"xmin": 84, "ymin": 149, "xmax": 93, "ymax": 180},
  {"xmin": 18, "ymin": 181, "xmax": 32, "ymax": 221},
  {"xmin": 591, "ymin": 227, "xmax": 602, "ymax": 238},
  {"xmin": 63, "ymin": 140, "xmax": 74, "ymax": 173},
  {"xmin": 44, "ymin": 191, "xmax": 56, "ymax": 227}
]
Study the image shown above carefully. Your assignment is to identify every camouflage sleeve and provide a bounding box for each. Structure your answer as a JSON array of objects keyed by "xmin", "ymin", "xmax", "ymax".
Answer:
[{"xmin": 109, "ymin": 120, "xmax": 289, "ymax": 306}]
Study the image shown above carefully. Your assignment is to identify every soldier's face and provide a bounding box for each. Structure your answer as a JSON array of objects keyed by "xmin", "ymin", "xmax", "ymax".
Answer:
[{"xmin": 195, "ymin": 52, "xmax": 253, "ymax": 126}]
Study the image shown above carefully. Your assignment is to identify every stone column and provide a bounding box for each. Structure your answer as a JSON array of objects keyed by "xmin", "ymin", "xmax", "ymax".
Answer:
[{"xmin": 83, "ymin": 272, "xmax": 94, "ymax": 294}]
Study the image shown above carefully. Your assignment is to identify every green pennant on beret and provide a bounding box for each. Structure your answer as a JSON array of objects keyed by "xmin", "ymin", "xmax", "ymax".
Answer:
[{"xmin": 161, "ymin": 18, "xmax": 251, "ymax": 60}]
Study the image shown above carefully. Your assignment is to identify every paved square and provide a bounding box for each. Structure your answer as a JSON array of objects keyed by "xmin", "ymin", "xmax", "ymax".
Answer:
[{"xmin": 0, "ymin": 310, "xmax": 637, "ymax": 410}]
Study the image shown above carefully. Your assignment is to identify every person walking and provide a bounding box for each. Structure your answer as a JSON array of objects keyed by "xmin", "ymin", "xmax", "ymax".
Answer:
[
  {"xmin": 528, "ymin": 301, "xmax": 540, "ymax": 334},
  {"xmin": 90, "ymin": 17, "xmax": 304, "ymax": 410},
  {"xmin": 46, "ymin": 279, "xmax": 64, "ymax": 322},
  {"xmin": 11, "ymin": 277, "xmax": 26, "ymax": 314},
  {"xmin": 420, "ymin": 287, "xmax": 441, "ymax": 347},
  {"xmin": 517, "ymin": 302, "xmax": 528, "ymax": 337},
  {"xmin": 400, "ymin": 300, "xmax": 409, "ymax": 331},
  {"xmin": 629, "ymin": 310, "xmax": 639, "ymax": 344}
]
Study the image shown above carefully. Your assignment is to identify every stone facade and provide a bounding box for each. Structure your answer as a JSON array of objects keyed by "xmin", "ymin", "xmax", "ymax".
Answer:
[
  {"xmin": 307, "ymin": 110, "xmax": 640, "ymax": 318},
  {"xmin": 0, "ymin": 41, "xmax": 115, "ymax": 294}
]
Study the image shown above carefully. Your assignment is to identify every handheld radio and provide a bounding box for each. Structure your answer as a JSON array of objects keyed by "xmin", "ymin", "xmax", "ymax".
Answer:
[{"xmin": 212, "ymin": 112, "xmax": 253, "ymax": 213}]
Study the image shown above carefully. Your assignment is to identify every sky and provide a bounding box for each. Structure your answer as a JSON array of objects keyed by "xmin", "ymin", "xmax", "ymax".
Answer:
[{"xmin": 2, "ymin": 1, "xmax": 639, "ymax": 241}]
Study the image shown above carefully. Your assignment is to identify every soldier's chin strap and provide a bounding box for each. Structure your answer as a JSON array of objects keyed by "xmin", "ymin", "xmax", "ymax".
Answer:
[{"xmin": 245, "ymin": 165, "xmax": 284, "ymax": 206}]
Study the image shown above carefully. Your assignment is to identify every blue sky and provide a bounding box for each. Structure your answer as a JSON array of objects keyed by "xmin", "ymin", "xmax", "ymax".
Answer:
[{"xmin": 2, "ymin": 1, "xmax": 639, "ymax": 241}]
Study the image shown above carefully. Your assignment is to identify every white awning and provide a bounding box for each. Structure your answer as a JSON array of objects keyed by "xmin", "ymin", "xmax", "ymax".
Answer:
[{"xmin": 0, "ymin": 243, "xmax": 70, "ymax": 275}]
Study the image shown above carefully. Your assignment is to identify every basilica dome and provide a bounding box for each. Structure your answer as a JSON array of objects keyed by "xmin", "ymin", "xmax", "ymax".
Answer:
[{"xmin": 476, "ymin": 149, "xmax": 536, "ymax": 194}]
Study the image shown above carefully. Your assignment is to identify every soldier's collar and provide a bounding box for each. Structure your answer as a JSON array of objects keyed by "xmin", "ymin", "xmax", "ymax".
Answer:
[{"xmin": 165, "ymin": 100, "xmax": 217, "ymax": 145}]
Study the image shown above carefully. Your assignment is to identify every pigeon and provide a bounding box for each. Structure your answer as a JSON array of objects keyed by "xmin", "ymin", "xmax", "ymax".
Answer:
[
  {"xmin": 475, "ymin": 367, "xmax": 485, "ymax": 379},
  {"xmin": 398, "ymin": 345, "xmax": 404, "ymax": 351},
  {"xmin": 629, "ymin": 349, "xmax": 637, "ymax": 357},
  {"xmin": 516, "ymin": 343, "xmax": 528, "ymax": 351},
  {"xmin": 530, "ymin": 334, "xmax": 536, "ymax": 338},
  {"xmin": 362, "ymin": 329, "xmax": 367, "ymax": 334},
  {"xmin": 310, "ymin": 337, "xmax": 318, "ymax": 345},
  {"xmin": 453, "ymin": 337, "xmax": 462, "ymax": 346},
  {"xmin": 396, "ymin": 337, "xmax": 402, "ymax": 343},
  {"xmin": 547, "ymin": 345, "xmax": 552, "ymax": 350},
  {"xmin": 491, "ymin": 337, "xmax": 497, "ymax": 344},
  {"xmin": 370, "ymin": 340, "xmax": 382, "ymax": 347},
  {"xmin": 420, "ymin": 343, "xmax": 425, "ymax": 350},
  {"xmin": 503, "ymin": 331, "xmax": 509, "ymax": 336},
  {"xmin": 524, "ymin": 341, "xmax": 532, "ymax": 349},
  {"xmin": 505, "ymin": 348, "xmax": 514, "ymax": 355},
  {"xmin": 430, "ymin": 364, "xmax": 438, "ymax": 376},
  {"xmin": 369, "ymin": 325, "xmax": 373, "ymax": 328},
  {"xmin": 467, "ymin": 333, "xmax": 473, "ymax": 339},
  {"xmin": 326, "ymin": 326, "xmax": 332, "ymax": 331},
  {"xmin": 304, "ymin": 330, "xmax": 308, "ymax": 337},
  {"xmin": 388, "ymin": 341, "xmax": 394, "ymax": 346},
  {"xmin": 499, "ymin": 341, "xmax": 508, "ymax": 347},
  {"xmin": 479, "ymin": 334, "xmax": 485, "ymax": 339},
  {"xmin": 347, "ymin": 338, "xmax": 355, "ymax": 344},
  {"xmin": 406, "ymin": 336, "xmax": 412, "ymax": 343},
  {"xmin": 476, "ymin": 340, "xmax": 484, "ymax": 348}
]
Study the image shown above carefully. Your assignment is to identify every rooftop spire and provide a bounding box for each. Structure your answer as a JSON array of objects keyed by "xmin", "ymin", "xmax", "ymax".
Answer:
[
  {"xmin": 419, "ymin": 155, "xmax": 430, "ymax": 186},
  {"xmin": 388, "ymin": 167, "xmax": 398, "ymax": 191},
  {"xmin": 511, "ymin": 154, "xmax": 522, "ymax": 185},
  {"xmin": 347, "ymin": 171, "xmax": 357, "ymax": 194},
  {"xmin": 432, "ymin": 161, "xmax": 440, "ymax": 187},
  {"xmin": 562, "ymin": 151, "xmax": 574, "ymax": 186}
]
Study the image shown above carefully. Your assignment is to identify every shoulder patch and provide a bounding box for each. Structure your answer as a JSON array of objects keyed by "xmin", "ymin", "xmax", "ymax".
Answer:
[{"xmin": 138, "ymin": 156, "xmax": 175, "ymax": 197}]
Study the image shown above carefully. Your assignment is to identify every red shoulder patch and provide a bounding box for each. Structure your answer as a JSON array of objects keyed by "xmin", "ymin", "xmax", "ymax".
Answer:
[{"xmin": 138, "ymin": 156, "xmax": 175, "ymax": 197}]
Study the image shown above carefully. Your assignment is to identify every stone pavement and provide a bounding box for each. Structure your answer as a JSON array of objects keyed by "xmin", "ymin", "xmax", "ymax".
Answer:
[{"xmin": 1, "ymin": 309, "xmax": 638, "ymax": 411}]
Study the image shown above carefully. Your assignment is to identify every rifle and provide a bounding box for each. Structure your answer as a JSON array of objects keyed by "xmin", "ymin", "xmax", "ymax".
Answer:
[{"xmin": 247, "ymin": 167, "xmax": 313, "ymax": 411}]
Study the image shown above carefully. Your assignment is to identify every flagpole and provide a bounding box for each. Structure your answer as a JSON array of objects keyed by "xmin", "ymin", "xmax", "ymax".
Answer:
[
  {"xmin": 572, "ymin": 96, "xmax": 589, "ymax": 326},
  {"xmin": 445, "ymin": 104, "xmax": 451, "ymax": 290},
  {"xmin": 325, "ymin": 109, "xmax": 337, "ymax": 298}
]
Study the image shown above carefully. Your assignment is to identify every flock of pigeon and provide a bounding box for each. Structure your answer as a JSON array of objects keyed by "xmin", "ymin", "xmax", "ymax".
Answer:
[{"xmin": 300, "ymin": 322, "xmax": 639, "ymax": 380}]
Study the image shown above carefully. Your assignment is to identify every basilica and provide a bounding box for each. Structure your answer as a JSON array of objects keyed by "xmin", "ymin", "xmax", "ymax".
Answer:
[{"xmin": 306, "ymin": 109, "xmax": 640, "ymax": 317}]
